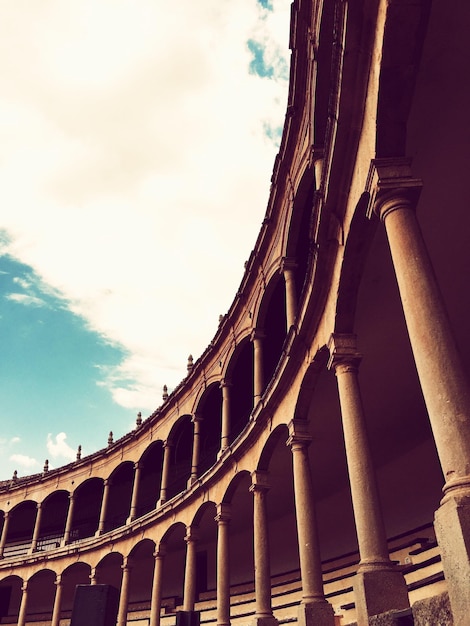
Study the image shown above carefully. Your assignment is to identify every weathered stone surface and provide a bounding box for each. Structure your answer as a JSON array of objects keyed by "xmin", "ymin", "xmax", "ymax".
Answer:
[
  {"xmin": 412, "ymin": 592, "xmax": 453, "ymax": 626},
  {"xmin": 369, "ymin": 607, "xmax": 413, "ymax": 625}
]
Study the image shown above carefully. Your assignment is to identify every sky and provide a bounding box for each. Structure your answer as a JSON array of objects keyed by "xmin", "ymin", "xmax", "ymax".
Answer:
[{"xmin": 0, "ymin": 0, "xmax": 291, "ymax": 480}]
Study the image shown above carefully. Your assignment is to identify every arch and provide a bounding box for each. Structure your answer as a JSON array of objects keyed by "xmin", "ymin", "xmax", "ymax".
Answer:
[
  {"xmin": 255, "ymin": 273, "xmax": 288, "ymax": 395},
  {"xmin": 225, "ymin": 338, "xmax": 254, "ymax": 443},
  {"xmin": 96, "ymin": 551, "xmax": 124, "ymax": 590},
  {"xmin": 106, "ymin": 461, "xmax": 135, "ymax": 531},
  {"xmin": 190, "ymin": 501, "xmax": 217, "ymax": 598},
  {"xmin": 71, "ymin": 477, "xmax": 104, "ymax": 541},
  {"xmin": 137, "ymin": 440, "xmax": 165, "ymax": 518},
  {"xmin": 4, "ymin": 500, "xmax": 37, "ymax": 557},
  {"xmin": 128, "ymin": 539, "xmax": 157, "ymax": 614},
  {"xmin": 166, "ymin": 415, "xmax": 193, "ymax": 501},
  {"xmin": 39, "ymin": 489, "xmax": 69, "ymax": 550},
  {"xmin": 194, "ymin": 382, "xmax": 222, "ymax": 476},
  {"xmin": 334, "ymin": 192, "xmax": 377, "ymax": 334},
  {"xmin": 26, "ymin": 568, "xmax": 56, "ymax": 623},
  {"xmin": 0, "ymin": 575, "xmax": 22, "ymax": 622},
  {"xmin": 293, "ymin": 346, "xmax": 329, "ymax": 422},
  {"xmin": 60, "ymin": 562, "xmax": 92, "ymax": 618},
  {"xmin": 160, "ymin": 522, "xmax": 187, "ymax": 607}
]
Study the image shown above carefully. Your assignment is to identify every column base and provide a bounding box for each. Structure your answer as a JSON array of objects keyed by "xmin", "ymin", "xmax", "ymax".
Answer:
[
  {"xmin": 354, "ymin": 564, "xmax": 409, "ymax": 626},
  {"xmin": 434, "ymin": 489, "xmax": 470, "ymax": 625},
  {"xmin": 297, "ymin": 599, "xmax": 335, "ymax": 626},
  {"xmin": 249, "ymin": 615, "xmax": 278, "ymax": 626}
]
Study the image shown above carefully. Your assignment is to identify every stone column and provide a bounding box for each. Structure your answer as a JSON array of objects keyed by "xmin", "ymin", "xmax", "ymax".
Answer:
[
  {"xmin": 328, "ymin": 333, "xmax": 409, "ymax": 623},
  {"xmin": 158, "ymin": 441, "xmax": 172, "ymax": 506},
  {"xmin": 281, "ymin": 258, "xmax": 298, "ymax": 330},
  {"xmin": 90, "ymin": 567, "xmax": 99, "ymax": 585},
  {"xmin": 251, "ymin": 329, "xmax": 265, "ymax": 402},
  {"xmin": 51, "ymin": 575, "xmax": 63, "ymax": 626},
  {"xmin": 96, "ymin": 479, "xmax": 111, "ymax": 535},
  {"xmin": 62, "ymin": 493, "xmax": 76, "ymax": 546},
  {"xmin": 149, "ymin": 543, "xmax": 166, "ymax": 626},
  {"xmin": 287, "ymin": 421, "xmax": 335, "ymax": 626},
  {"xmin": 0, "ymin": 512, "xmax": 10, "ymax": 558},
  {"xmin": 117, "ymin": 557, "xmax": 131, "ymax": 626},
  {"xmin": 188, "ymin": 415, "xmax": 202, "ymax": 487},
  {"xmin": 215, "ymin": 503, "xmax": 231, "ymax": 626},
  {"xmin": 128, "ymin": 462, "xmax": 142, "ymax": 523},
  {"xmin": 30, "ymin": 503, "xmax": 43, "ymax": 554},
  {"xmin": 17, "ymin": 581, "xmax": 28, "ymax": 626},
  {"xmin": 219, "ymin": 380, "xmax": 232, "ymax": 456},
  {"xmin": 249, "ymin": 471, "xmax": 278, "ymax": 626},
  {"xmin": 183, "ymin": 526, "xmax": 199, "ymax": 612},
  {"xmin": 368, "ymin": 159, "xmax": 470, "ymax": 623}
]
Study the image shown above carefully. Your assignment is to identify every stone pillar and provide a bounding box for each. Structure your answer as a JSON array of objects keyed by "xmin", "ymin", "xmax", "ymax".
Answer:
[
  {"xmin": 328, "ymin": 333, "xmax": 410, "ymax": 623},
  {"xmin": 249, "ymin": 471, "xmax": 278, "ymax": 626},
  {"xmin": 251, "ymin": 329, "xmax": 265, "ymax": 401},
  {"xmin": 149, "ymin": 543, "xmax": 166, "ymax": 626},
  {"xmin": 90, "ymin": 567, "xmax": 99, "ymax": 585},
  {"xmin": 30, "ymin": 503, "xmax": 43, "ymax": 554},
  {"xmin": 219, "ymin": 380, "xmax": 232, "ymax": 456},
  {"xmin": 183, "ymin": 526, "xmax": 199, "ymax": 612},
  {"xmin": 158, "ymin": 441, "xmax": 172, "ymax": 506},
  {"xmin": 51, "ymin": 575, "xmax": 63, "ymax": 626},
  {"xmin": 17, "ymin": 581, "xmax": 28, "ymax": 626},
  {"xmin": 96, "ymin": 479, "xmax": 111, "ymax": 535},
  {"xmin": 281, "ymin": 258, "xmax": 298, "ymax": 330},
  {"xmin": 0, "ymin": 511, "xmax": 10, "ymax": 558},
  {"xmin": 128, "ymin": 462, "xmax": 142, "ymax": 523},
  {"xmin": 287, "ymin": 421, "xmax": 335, "ymax": 626},
  {"xmin": 215, "ymin": 503, "xmax": 231, "ymax": 626},
  {"xmin": 62, "ymin": 493, "xmax": 76, "ymax": 546},
  {"xmin": 368, "ymin": 159, "xmax": 470, "ymax": 623},
  {"xmin": 117, "ymin": 557, "xmax": 131, "ymax": 626},
  {"xmin": 188, "ymin": 415, "xmax": 202, "ymax": 487}
]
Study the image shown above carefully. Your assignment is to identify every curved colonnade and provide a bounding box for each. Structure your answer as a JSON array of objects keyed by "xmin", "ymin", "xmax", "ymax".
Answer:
[{"xmin": 1, "ymin": 0, "xmax": 470, "ymax": 624}]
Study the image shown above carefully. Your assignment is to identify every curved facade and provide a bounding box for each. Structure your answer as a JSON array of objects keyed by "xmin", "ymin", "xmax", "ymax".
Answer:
[{"xmin": 1, "ymin": 0, "xmax": 470, "ymax": 624}]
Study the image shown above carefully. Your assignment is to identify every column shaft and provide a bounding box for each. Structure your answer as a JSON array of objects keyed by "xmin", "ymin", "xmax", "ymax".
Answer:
[
  {"xmin": 128, "ymin": 463, "xmax": 142, "ymax": 523},
  {"xmin": 51, "ymin": 576, "xmax": 63, "ymax": 626},
  {"xmin": 150, "ymin": 547, "xmax": 166, "ymax": 626},
  {"xmin": 0, "ymin": 512, "xmax": 10, "ymax": 558},
  {"xmin": 252, "ymin": 331, "xmax": 265, "ymax": 401},
  {"xmin": 250, "ymin": 472, "xmax": 275, "ymax": 622},
  {"xmin": 62, "ymin": 494, "xmax": 75, "ymax": 545},
  {"xmin": 189, "ymin": 416, "xmax": 202, "ymax": 486},
  {"xmin": 220, "ymin": 381, "xmax": 231, "ymax": 454},
  {"xmin": 216, "ymin": 504, "xmax": 231, "ymax": 626},
  {"xmin": 380, "ymin": 200, "xmax": 470, "ymax": 482},
  {"xmin": 117, "ymin": 560, "xmax": 131, "ymax": 626},
  {"xmin": 158, "ymin": 443, "xmax": 172, "ymax": 506},
  {"xmin": 329, "ymin": 334, "xmax": 409, "ymax": 623},
  {"xmin": 281, "ymin": 259, "xmax": 298, "ymax": 330},
  {"xmin": 97, "ymin": 480, "xmax": 111, "ymax": 535},
  {"xmin": 17, "ymin": 582, "xmax": 28, "ymax": 626},
  {"xmin": 183, "ymin": 527, "xmax": 198, "ymax": 611},
  {"xmin": 30, "ymin": 503, "xmax": 43, "ymax": 553}
]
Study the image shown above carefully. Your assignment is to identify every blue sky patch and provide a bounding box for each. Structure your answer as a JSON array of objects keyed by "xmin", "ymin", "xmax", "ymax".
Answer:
[
  {"xmin": 257, "ymin": 0, "xmax": 273, "ymax": 9},
  {"xmin": 247, "ymin": 39, "xmax": 275, "ymax": 78}
]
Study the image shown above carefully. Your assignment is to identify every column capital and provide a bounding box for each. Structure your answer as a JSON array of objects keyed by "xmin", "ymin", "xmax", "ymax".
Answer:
[
  {"xmin": 251, "ymin": 328, "xmax": 266, "ymax": 342},
  {"xmin": 220, "ymin": 378, "xmax": 232, "ymax": 389},
  {"xmin": 215, "ymin": 502, "xmax": 232, "ymax": 523},
  {"xmin": 287, "ymin": 419, "xmax": 312, "ymax": 449},
  {"xmin": 250, "ymin": 470, "xmax": 270, "ymax": 493},
  {"xmin": 154, "ymin": 542, "xmax": 167, "ymax": 558},
  {"xmin": 185, "ymin": 526, "xmax": 199, "ymax": 543},
  {"xmin": 280, "ymin": 257, "xmax": 297, "ymax": 273},
  {"xmin": 365, "ymin": 157, "xmax": 422, "ymax": 222},
  {"xmin": 327, "ymin": 333, "xmax": 362, "ymax": 371},
  {"xmin": 191, "ymin": 413, "xmax": 203, "ymax": 424},
  {"xmin": 21, "ymin": 580, "xmax": 28, "ymax": 592},
  {"xmin": 55, "ymin": 575, "xmax": 62, "ymax": 586}
]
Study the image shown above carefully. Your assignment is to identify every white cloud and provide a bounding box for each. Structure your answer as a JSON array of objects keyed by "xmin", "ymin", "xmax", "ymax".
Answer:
[
  {"xmin": 6, "ymin": 293, "xmax": 47, "ymax": 307},
  {"xmin": 0, "ymin": 0, "xmax": 291, "ymax": 413},
  {"xmin": 10, "ymin": 454, "xmax": 39, "ymax": 470},
  {"xmin": 47, "ymin": 433, "xmax": 76, "ymax": 462}
]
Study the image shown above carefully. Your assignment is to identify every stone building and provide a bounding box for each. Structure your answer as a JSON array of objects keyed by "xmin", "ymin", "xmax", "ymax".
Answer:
[{"xmin": 0, "ymin": 0, "xmax": 469, "ymax": 624}]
